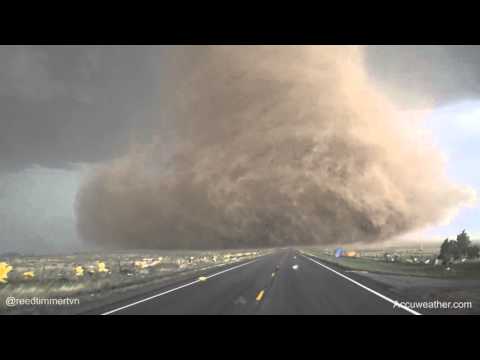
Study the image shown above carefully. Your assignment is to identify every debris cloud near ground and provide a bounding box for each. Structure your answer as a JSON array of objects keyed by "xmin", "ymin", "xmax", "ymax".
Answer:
[{"xmin": 75, "ymin": 46, "xmax": 475, "ymax": 249}]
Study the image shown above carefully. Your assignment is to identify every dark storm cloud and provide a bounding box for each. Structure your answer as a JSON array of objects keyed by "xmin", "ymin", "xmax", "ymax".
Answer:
[
  {"xmin": 0, "ymin": 45, "xmax": 164, "ymax": 172},
  {"xmin": 366, "ymin": 45, "xmax": 480, "ymax": 107},
  {"xmin": 1, "ymin": 45, "xmax": 480, "ymax": 172}
]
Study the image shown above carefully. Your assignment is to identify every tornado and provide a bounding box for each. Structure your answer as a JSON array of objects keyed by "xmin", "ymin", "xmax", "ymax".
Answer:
[{"xmin": 75, "ymin": 46, "xmax": 475, "ymax": 249}]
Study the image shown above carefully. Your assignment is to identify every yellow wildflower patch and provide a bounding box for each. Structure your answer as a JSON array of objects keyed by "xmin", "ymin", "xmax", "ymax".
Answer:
[
  {"xmin": 134, "ymin": 260, "xmax": 148, "ymax": 269},
  {"xmin": 0, "ymin": 262, "xmax": 12, "ymax": 283},
  {"xmin": 97, "ymin": 262, "xmax": 109, "ymax": 273},
  {"xmin": 74, "ymin": 266, "xmax": 84, "ymax": 277},
  {"xmin": 23, "ymin": 271, "xmax": 35, "ymax": 279}
]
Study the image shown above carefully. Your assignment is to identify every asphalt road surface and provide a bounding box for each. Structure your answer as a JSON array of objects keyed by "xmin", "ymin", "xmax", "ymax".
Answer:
[{"xmin": 92, "ymin": 249, "xmax": 421, "ymax": 315}]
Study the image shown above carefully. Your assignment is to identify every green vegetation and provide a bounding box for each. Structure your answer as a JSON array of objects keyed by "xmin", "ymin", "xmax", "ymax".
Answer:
[
  {"xmin": 304, "ymin": 246, "xmax": 480, "ymax": 280},
  {"xmin": 439, "ymin": 230, "xmax": 480, "ymax": 264}
]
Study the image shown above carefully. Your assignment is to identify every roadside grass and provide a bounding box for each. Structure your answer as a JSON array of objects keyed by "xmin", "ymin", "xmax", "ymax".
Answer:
[
  {"xmin": 0, "ymin": 249, "xmax": 268, "ymax": 313},
  {"xmin": 303, "ymin": 249, "xmax": 480, "ymax": 279}
]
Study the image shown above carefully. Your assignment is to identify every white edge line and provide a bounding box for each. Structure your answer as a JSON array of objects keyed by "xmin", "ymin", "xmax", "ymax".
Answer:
[
  {"xmin": 101, "ymin": 257, "xmax": 261, "ymax": 315},
  {"xmin": 300, "ymin": 253, "xmax": 421, "ymax": 315}
]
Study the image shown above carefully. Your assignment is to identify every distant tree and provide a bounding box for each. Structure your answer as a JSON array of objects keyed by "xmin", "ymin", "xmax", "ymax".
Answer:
[
  {"xmin": 439, "ymin": 230, "xmax": 479, "ymax": 264},
  {"xmin": 450, "ymin": 240, "xmax": 461, "ymax": 260},
  {"xmin": 466, "ymin": 245, "xmax": 480, "ymax": 259},
  {"xmin": 439, "ymin": 239, "xmax": 449, "ymax": 261},
  {"xmin": 439, "ymin": 238, "xmax": 460, "ymax": 263},
  {"xmin": 456, "ymin": 230, "xmax": 471, "ymax": 257}
]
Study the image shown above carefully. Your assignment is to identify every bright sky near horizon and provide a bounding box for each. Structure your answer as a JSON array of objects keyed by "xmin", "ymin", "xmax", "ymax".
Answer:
[{"xmin": 414, "ymin": 100, "xmax": 480, "ymax": 241}]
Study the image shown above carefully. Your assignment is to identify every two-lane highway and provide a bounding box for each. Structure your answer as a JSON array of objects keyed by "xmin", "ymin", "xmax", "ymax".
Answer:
[{"xmin": 93, "ymin": 249, "xmax": 418, "ymax": 315}]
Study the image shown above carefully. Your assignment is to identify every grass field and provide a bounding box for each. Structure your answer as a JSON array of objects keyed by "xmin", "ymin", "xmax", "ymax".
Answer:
[
  {"xmin": 0, "ymin": 249, "xmax": 269, "ymax": 313},
  {"xmin": 301, "ymin": 247, "xmax": 480, "ymax": 279}
]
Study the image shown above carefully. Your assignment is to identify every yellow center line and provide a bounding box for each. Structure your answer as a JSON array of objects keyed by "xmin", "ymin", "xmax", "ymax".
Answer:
[{"xmin": 256, "ymin": 290, "xmax": 265, "ymax": 301}]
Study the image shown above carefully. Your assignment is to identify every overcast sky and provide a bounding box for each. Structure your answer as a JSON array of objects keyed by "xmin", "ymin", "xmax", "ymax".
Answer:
[{"xmin": 1, "ymin": 45, "xmax": 480, "ymax": 253}]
